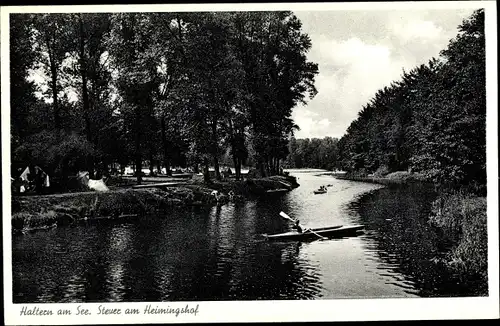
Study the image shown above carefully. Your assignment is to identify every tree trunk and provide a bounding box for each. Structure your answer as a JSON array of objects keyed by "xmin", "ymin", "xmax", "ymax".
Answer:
[
  {"xmin": 161, "ymin": 116, "xmax": 172, "ymax": 176},
  {"xmin": 258, "ymin": 159, "xmax": 266, "ymax": 178},
  {"xmin": 134, "ymin": 105, "xmax": 143, "ymax": 184},
  {"xmin": 79, "ymin": 15, "xmax": 94, "ymax": 178},
  {"xmin": 100, "ymin": 157, "xmax": 110, "ymax": 178},
  {"xmin": 228, "ymin": 118, "xmax": 238, "ymax": 180},
  {"xmin": 149, "ymin": 151, "xmax": 155, "ymax": 176},
  {"xmin": 213, "ymin": 155, "xmax": 221, "ymax": 181},
  {"xmin": 156, "ymin": 160, "xmax": 162, "ymax": 175},
  {"xmin": 211, "ymin": 117, "xmax": 221, "ymax": 180},
  {"xmin": 135, "ymin": 153, "xmax": 142, "ymax": 184},
  {"xmin": 79, "ymin": 18, "xmax": 90, "ymax": 142},
  {"xmin": 236, "ymin": 158, "xmax": 242, "ymax": 180},
  {"xmin": 61, "ymin": 157, "xmax": 69, "ymax": 191},
  {"xmin": 45, "ymin": 36, "xmax": 61, "ymax": 137},
  {"xmin": 50, "ymin": 61, "xmax": 60, "ymax": 136},
  {"xmin": 232, "ymin": 156, "xmax": 239, "ymax": 180},
  {"xmin": 203, "ymin": 157, "xmax": 211, "ymax": 183}
]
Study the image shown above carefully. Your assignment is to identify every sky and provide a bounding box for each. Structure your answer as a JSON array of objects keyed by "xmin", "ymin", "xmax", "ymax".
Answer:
[{"xmin": 292, "ymin": 8, "xmax": 475, "ymax": 139}]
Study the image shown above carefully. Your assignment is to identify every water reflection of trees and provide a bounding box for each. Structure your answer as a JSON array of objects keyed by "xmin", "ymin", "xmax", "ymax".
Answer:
[
  {"xmin": 151, "ymin": 198, "xmax": 324, "ymax": 301},
  {"xmin": 67, "ymin": 222, "xmax": 136, "ymax": 302},
  {"xmin": 163, "ymin": 200, "xmax": 323, "ymax": 301},
  {"xmin": 12, "ymin": 223, "xmax": 134, "ymax": 303},
  {"xmin": 13, "ymin": 197, "xmax": 324, "ymax": 302},
  {"xmin": 350, "ymin": 184, "xmax": 478, "ymax": 297},
  {"xmin": 240, "ymin": 198, "xmax": 324, "ymax": 300},
  {"xmin": 13, "ymin": 228, "xmax": 75, "ymax": 303}
]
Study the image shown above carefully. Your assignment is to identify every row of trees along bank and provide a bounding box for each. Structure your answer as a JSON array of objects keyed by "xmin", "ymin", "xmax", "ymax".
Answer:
[
  {"xmin": 283, "ymin": 10, "xmax": 487, "ymax": 292},
  {"xmin": 11, "ymin": 12, "xmax": 318, "ymax": 186},
  {"xmin": 283, "ymin": 137, "xmax": 340, "ymax": 171},
  {"xmin": 285, "ymin": 10, "xmax": 486, "ymax": 194}
]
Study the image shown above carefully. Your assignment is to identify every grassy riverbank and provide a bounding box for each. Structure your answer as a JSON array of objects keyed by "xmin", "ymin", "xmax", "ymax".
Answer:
[
  {"xmin": 11, "ymin": 175, "xmax": 299, "ymax": 233},
  {"xmin": 429, "ymin": 190, "xmax": 488, "ymax": 293},
  {"xmin": 330, "ymin": 171, "xmax": 428, "ymax": 185}
]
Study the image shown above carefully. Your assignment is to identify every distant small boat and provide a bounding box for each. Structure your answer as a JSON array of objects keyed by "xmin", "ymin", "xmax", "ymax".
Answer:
[
  {"xmin": 264, "ymin": 225, "xmax": 364, "ymax": 241},
  {"xmin": 313, "ymin": 189, "xmax": 327, "ymax": 194}
]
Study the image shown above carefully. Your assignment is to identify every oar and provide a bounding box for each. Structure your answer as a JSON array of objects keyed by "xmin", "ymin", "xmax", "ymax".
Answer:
[
  {"xmin": 279, "ymin": 211, "xmax": 295, "ymax": 222},
  {"xmin": 304, "ymin": 228, "xmax": 327, "ymax": 240},
  {"xmin": 279, "ymin": 211, "xmax": 327, "ymax": 240}
]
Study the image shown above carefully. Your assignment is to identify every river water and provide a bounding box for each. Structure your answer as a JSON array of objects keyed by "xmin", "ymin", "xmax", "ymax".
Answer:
[{"xmin": 13, "ymin": 170, "xmax": 467, "ymax": 303}]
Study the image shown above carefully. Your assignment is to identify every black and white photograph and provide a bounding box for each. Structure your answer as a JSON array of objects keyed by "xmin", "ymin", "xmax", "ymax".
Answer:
[{"xmin": 2, "ymin": 1, "xmax": 498, "ymax": 324}]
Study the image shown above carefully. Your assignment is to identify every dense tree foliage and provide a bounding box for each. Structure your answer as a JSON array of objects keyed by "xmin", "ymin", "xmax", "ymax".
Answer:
[
  {"xmin": 284, "ymin": 136, "xmax": 340, "ymax": 171},
  {"xmin": 10, "ymin": 11, "xmax": 318, "ymax": 185},
  {"xmin": 335, "ymin": 10, "xmax": 485, "ymax": 190}
]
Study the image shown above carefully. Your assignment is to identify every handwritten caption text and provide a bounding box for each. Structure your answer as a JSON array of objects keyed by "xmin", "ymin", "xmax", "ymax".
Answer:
[{"xmin": 20, "ymin": 304, "xmax": 200, "ymax": 318}]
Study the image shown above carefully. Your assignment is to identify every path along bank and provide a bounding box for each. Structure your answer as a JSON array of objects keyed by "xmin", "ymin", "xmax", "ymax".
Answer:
[{"xmin": 11, "ymin": 175, "xmax": 299, "ymax": 234}]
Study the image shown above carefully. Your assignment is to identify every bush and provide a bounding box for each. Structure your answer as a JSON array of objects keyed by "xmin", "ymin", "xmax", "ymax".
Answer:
[
  {"xmin": 373, "ymin": 165, "xmax": 390, "ymax": 177},
  {"xmin": 385, "ymin": 171, "xmax": 426, "ymax": 181},
  {"xmin": 452, "ymin": 202, "xmax": 487, "ymax": 277},
  {"xmin": 13, "ymin": 130, "xmax": 95, "ymax": 177},
  {"xmin": 429, "ymin": 191, "xmax": 487, "ymax": 286}
]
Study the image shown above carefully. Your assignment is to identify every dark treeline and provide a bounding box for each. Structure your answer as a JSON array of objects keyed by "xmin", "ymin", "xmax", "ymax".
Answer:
[
  {"xmin": 338, "ymin": 9, "xmax": 485, "ymax": 192},
  {"xmin": 287, "ymin": 10, "xmax": 485, "ymax": 193},
  {"xmin": 11, "ymin": 12, "xmax": 318, "ymax": 185},
  {"xmin": 283, "ymin": 136, "xmax": 339, "ymax": 171}
]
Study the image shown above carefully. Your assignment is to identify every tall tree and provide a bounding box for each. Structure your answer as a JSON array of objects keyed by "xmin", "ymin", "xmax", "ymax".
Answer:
[
  {"xmin": 10, "ymin": 14, "xmax": 38, "ymax": 150},
  {"xmin": 32, "ymin": 14, "xmax": 73, "ymax": 136},
  {"xmin": 149, "ymin": 13, "xmax": 187, "ymax": 176},
  {"xmin": 233, "ymin": 11, "xmax": 318, "ymax": 177},
  {"xmin": 181, "ymin": 12, "xmax": 246, "ymax": 181},
  {"xmin": 108, "ymin": 13, "xmax": 158, "ymax": 184},
  {"xmin": 64, "ymin": 13, "xmax": 112, "ymax": 177}
]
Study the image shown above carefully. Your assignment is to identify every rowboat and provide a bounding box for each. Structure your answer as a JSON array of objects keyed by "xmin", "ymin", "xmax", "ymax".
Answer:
[
  {"xmin": 313, "ymin": 190, "xmax": 327, "ymax": 194},
  {"xmin": 265, "ymin": 225, "xmax": 364, "ymax": 241}
]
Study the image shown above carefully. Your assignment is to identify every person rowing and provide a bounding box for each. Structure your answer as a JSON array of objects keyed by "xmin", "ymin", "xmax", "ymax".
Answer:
[
  {"xmin": 279, "ymin": 212, "xmax": 326, "ymax": 240},
  {"xmin": 293, "ymin": 220, "xmax": 304, "ymax": 233},
  {"xmin": 293, "ymin": 220, "xmax": 321, "ymax": 237}
]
